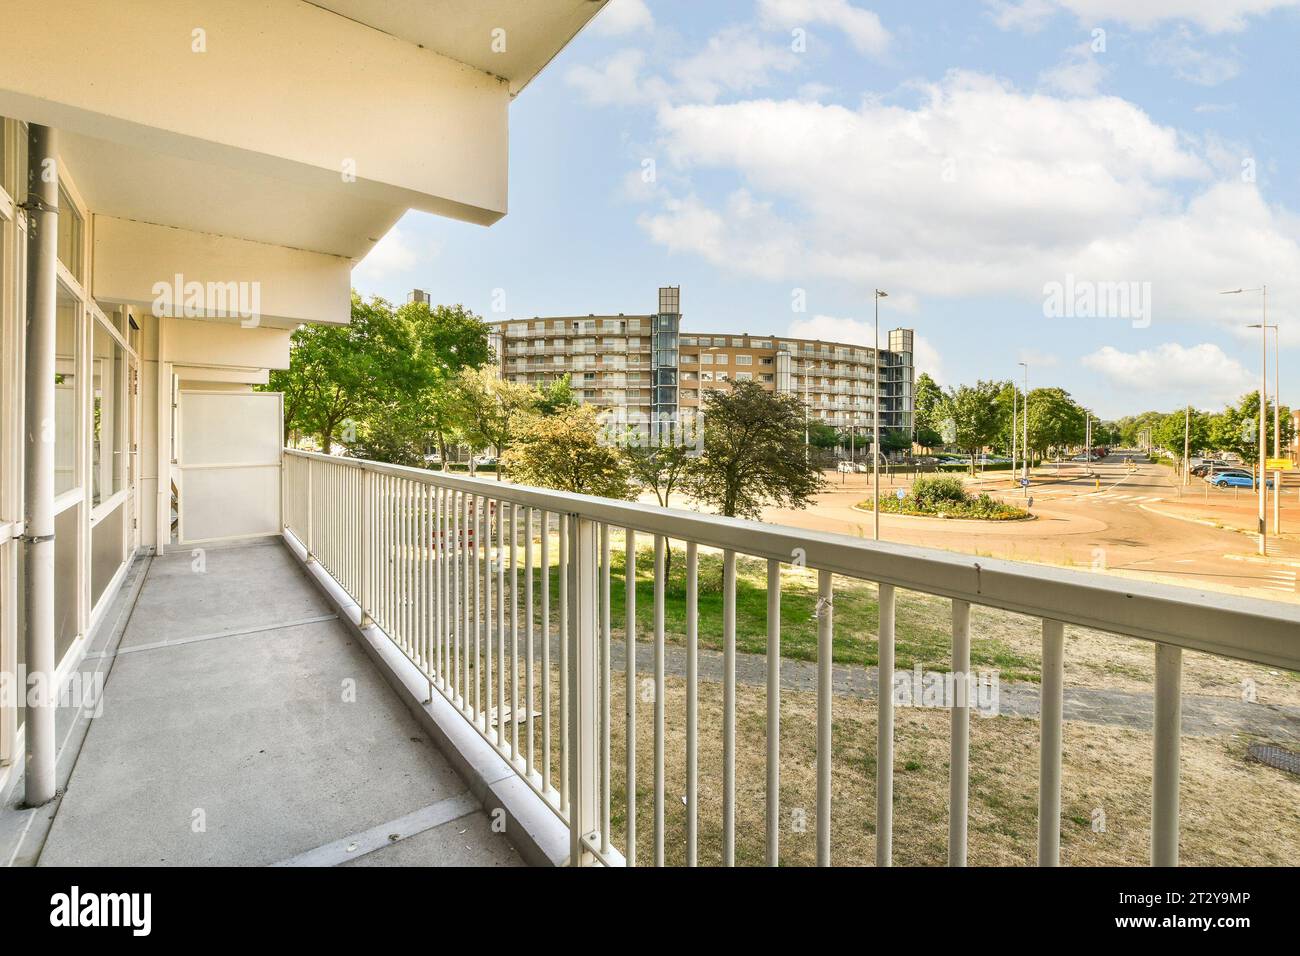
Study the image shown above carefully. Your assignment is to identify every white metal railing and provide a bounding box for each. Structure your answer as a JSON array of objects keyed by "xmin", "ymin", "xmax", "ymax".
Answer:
[{"xmin": 282, "ymin": 449, "xmax": 1300, "ymax": 867}]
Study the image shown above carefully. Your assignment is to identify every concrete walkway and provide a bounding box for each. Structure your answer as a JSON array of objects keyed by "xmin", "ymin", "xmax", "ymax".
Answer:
[{"xmin": 36, "ymin": 539, "xmax": 519, "ymax": 867}]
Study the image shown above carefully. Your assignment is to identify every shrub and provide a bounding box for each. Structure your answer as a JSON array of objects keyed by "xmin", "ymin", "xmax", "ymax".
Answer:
[
  {"xmin": 860, "ymin": 478, "xmax": 1029, "ymax": 520},
  {"xmin": 909, "ymin": 475, "xmax": 967, "ymax": 507}
]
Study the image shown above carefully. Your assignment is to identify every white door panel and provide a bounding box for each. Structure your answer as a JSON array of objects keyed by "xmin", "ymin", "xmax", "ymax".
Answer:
[{"xmin": 178, "ymin": 390, "xmax": 282, "ymax": 544}]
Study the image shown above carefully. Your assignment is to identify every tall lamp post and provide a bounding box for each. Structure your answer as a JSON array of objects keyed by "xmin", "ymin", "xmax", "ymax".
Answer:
[
  {"xmin": 1011, "ymin": 379, "xmax": 1018, "ymax": 489},
  {"xmin": 1264, "ymin": 323, "xmax": 1281, "ymax": 534},
  {"xmin": 1222, "ymin": 287, "xmax": 1268, "ymax": 555},
  {"xmin": 873, "ymin": 289, "xmax": 888, "ymax": 541},
  {"xmin": 1018, "ymin": 361, "xmax": 1029, "ymax": 496}
]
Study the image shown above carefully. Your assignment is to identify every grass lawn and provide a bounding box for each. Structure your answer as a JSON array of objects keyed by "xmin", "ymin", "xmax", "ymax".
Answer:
[{"xmin": 500, "ymin": 534, "xmax": 1298, "ymax": 702}]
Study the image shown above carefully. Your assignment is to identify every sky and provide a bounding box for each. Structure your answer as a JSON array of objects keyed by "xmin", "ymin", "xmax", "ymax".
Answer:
[{"xmin": 351, "ymin": 0, "xmax": 1300, "ymax": 420}]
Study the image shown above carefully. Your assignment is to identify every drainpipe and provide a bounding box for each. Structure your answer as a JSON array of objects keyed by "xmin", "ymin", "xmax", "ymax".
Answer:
[{"xmin": 22, "ymin": 124, "xmax": 58, "ymax": 807}]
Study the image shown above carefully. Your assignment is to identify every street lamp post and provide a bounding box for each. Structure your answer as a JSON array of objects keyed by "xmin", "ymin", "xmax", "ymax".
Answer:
[
  {"xmin": 1266, "ymin": 323, "xmax": 1281, "ymax": 534},
  {"xmin": 873, "ymin": 289, "xmax": 888, "ymax": 542},
  {"xmin": 1224, "ymin": 286, "xmax": 1268, "ymax": 555},
  {"xmin": 1018, "ymin": 361, "xmax": 1029, "ymax": 497}
]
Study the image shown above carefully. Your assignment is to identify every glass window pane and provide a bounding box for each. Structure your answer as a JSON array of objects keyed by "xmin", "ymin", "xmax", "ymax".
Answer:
[
  {"xmin": 55, "ymin": 300, "xmax": 79, "ymax": 495},
  {"xmin": 92, "ymin": 503, "xmax": 125, "ymax": 608},
  {"xmin": 92, "ymin": 322, "xmax": 125, "ymax": 505},
  {"xmin": 57, "ymin": 183, "xmax": 83, "ymax": 277},
  {"xmin": 54, "ymin": 504, "xmax": 79, "ymax": 663}
]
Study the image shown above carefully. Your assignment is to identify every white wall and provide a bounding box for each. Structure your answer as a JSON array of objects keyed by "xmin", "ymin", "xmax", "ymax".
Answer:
[
  {"xmin": 94, "ymin": 217, "xmax": 351, "ymax": 327},
  {"xmin": 0, "ymin": 0, "xmax": 509, "ymax": 223}
]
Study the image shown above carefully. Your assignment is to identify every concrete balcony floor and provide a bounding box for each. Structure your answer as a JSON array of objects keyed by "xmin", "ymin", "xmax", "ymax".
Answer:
[{"xmin": 17, "ymin": 539, "xmax": 520, "ymax": 867}]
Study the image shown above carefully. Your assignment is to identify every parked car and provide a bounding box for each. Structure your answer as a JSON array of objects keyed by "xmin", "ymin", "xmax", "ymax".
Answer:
[
  {"xmin": 1204, "ymin": 468, "xmax": 1251, "ymax": 482},
  {"xmin": 1210, "ymin": 473, "xmax": 1273, "ymax": 489}
]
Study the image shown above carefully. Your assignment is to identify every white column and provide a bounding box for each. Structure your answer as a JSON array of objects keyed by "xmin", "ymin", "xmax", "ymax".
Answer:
[{"xmin": 22, "ymin": 124, "xmax": 59, "ymax": 808}]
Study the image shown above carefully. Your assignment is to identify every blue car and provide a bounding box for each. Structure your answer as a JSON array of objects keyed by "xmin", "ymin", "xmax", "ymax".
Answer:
[{"xmin": 1211, "ymin": 473, "xmax": 1273, "ymax": 489}]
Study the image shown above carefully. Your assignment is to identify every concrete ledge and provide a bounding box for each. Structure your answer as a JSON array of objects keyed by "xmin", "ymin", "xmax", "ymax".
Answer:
[{"xmin": 281, "ymin": 532, "xmax": 571, "ymax": 867}]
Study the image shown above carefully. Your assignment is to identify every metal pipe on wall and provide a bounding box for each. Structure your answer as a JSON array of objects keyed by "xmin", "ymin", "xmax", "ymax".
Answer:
[{"xmin": 22, "ymin": 124, "xmax": 58, "ymax": 807}]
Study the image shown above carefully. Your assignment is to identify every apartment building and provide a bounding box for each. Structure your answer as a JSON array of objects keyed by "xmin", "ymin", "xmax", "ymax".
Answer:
[{"xmin": 485, "ymin": 287, "xmax": 916, "ymax": 440}]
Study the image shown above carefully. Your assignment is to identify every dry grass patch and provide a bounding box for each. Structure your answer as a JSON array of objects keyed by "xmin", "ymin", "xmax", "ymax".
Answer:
[{"xmin": 514, "ymin": 667, "xmax": 1300, "ymax": 866}]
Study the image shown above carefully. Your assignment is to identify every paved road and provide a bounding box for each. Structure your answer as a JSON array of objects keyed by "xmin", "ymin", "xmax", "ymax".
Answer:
[{"xmin": 761, "ymin": 458, "xmax": 1300, "ymax": 602}]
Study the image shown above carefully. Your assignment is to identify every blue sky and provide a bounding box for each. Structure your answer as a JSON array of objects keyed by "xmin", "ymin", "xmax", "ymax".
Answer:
[{"xmin": 352, "ymin": 0, "xmax": 1300, "ymax": 420}]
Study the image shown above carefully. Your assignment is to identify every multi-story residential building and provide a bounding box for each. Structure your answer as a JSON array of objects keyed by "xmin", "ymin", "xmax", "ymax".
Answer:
[{"xmin": 483, "ymin": 287, "xmax": 916, "ymax": 443}]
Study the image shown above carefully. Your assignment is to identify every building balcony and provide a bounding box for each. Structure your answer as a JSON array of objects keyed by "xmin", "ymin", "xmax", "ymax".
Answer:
[{"xmin": 7, "ymin": 451, "xmax": 1298, "ymax": 868}]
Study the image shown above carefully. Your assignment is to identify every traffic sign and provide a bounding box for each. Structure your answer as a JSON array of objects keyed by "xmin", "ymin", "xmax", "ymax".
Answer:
[{"xmin": 1266, "ymin": 458, "xmax": 1295, "ymax": 471}]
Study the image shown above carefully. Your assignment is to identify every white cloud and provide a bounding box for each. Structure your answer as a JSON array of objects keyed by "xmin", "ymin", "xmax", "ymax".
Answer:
[
  {"xmin": 671, "ymin": 26, "xmax": 802, "ymax": 103},
  {"xmin": 591, "ymin": 0, "xmax": 654, "ymax": 36},
  {"xmin": 565, "ymin": 49, "xmax": 667, "ymax": 106},
  {"xmin": 351, "ymin": 227, "xmax": 439, "ymax": 284},
  {"xmin": 1039, "ymin": 43, "xmax": 1109, "ymax": 95},
  {"xmin": 1017, "ymin": 348, "xmax": 1060, "ymax": 368},
  {"xmin": 986, "ymin": 0, "xmax": 1299, "ymax": 33},
  {"xmin": 912, "ymin": 334, "xmax": 947, "ymax": 383},
  {"xmin": 639, "ymin": 72, "xmax": 1300, "ymax": 331},
  {"xmin": 565, "ymin": 27, "xmax": 799, "ymax": 107},
  {"xmin": 1148, "ymin": 27, "xmax": 1241, "ymax": 85},
  {"xmin": 1082, "ymin": 342, "xmax": 1254, "ymax": 404},
  {"xmin": 757, "ymin": 0, "xmax": 892, "ymax": 56}
]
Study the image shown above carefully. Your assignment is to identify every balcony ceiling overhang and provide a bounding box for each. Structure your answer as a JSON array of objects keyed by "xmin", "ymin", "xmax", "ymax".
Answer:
[
  {"xmin": 309, "ymin": 0, "xmax": 609, "ymax": 97},
  {"xmin": 0, "ymin": 0, "xmax": 608, "ymax": 261}
]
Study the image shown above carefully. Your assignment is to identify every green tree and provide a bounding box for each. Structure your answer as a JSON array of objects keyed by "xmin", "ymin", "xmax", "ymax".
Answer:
[
  {"xmin": 400, "ymin": 300, "xmax": 492, "ymax": 464},
  {"xmin": 1114, "ymin": 411, "xmax": 1164, "ymax": 448},
  {"xmin": 1025, "ymin": 387, "xmax": 1085, "ymax": 460},
  {"xmin": 343, "ymin": 299, "xmax": 492, "ymax": 466},
  {"xmin": 939, "ymin": 381, "xmax": 1004, "ymax": 475},
  {"xmin": 807, "ymin": 421, "xmax": 840, "ymax": 450},
  {"xmin": 534, "ymin": 375, "xmax": 575, "ymax": 415},
  {"xmin": 501, "ymin": 404, "xmax": 634, "ymax": 498},
  {"xmin": 913, "ymin": 372, "xmax": 945, "ymax": 448},
  {"xmin": 1213, "ymin": 392, "xmax": 1294, "ymax": 461},
  {"xmin": 1153, "ymin": 409, "xmax": 1212, "ymax": 471},
  {"xmin": 455, "ymin": 366, "xmax": 539, "ymax": 479},
  {"xmin": 268, "ymin": 292, "xmax": 415, "ymax": 450},
  {"xmin": 623, "ymin": 439, "xmax": 697, "ymax": 508},
  {"xmin": 881, "ymin": 428, "xmax": 912, "ymax": 455},
  {"xmin": 685, "ymin": 380, "xmax": 825, "ymax": 519}
]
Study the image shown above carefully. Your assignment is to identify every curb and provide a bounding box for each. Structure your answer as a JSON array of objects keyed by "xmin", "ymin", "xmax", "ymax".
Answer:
[{"xmin": 851, "ymin": 504, "xmax": 1037, "ymax": 524}]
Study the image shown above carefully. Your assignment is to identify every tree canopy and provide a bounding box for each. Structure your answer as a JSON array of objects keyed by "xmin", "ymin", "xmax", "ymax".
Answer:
[
  {"xmin": 684, "ymin": 380, "xmax": 825, "ymax": 519},
  {"xmin": 939, "ymin": 381, "xmax": 1004, "ymax": 473}
]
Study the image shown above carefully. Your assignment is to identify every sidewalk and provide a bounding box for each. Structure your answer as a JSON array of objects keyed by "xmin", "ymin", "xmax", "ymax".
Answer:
[{"xmin": 1142, "ymin": 486, "xmax": 1300, "ymax": 551}]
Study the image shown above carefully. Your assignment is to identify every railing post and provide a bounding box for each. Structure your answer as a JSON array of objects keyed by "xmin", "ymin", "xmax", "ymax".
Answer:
[
  {"xmin": 1038, "ymin": 619, "xmax": 1065, "ymax": 866},
  {"xmin": 567, "ymin": 515, "xmax": 599, "ymax": 865},
  {"xmin": 875, "ymin": 582, "xmax": 895, "ymax": 867},
  {"xmin": 1152, "ymin": 642, "xmax": 1182, "ymax": 867},
  {"xmin": 949, "ymin": 599, "xmax": 971, "ymax": 867},
  {"xmin": 305, "ymin": 457, "xmax": 315, "ymax": 561},
  {"xmin": 359, "ymin": 466, "xmax": 373, "ymax": 627}
]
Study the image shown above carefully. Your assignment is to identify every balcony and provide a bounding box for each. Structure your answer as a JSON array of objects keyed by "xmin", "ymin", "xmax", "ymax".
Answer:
[
  {"xmin": 10, "ymin": 451, "xmax": 1297, "ymax": 868},
  {"xmin": 269, "ymin": 452, "xmax": 1297, "ymax": 867}
]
